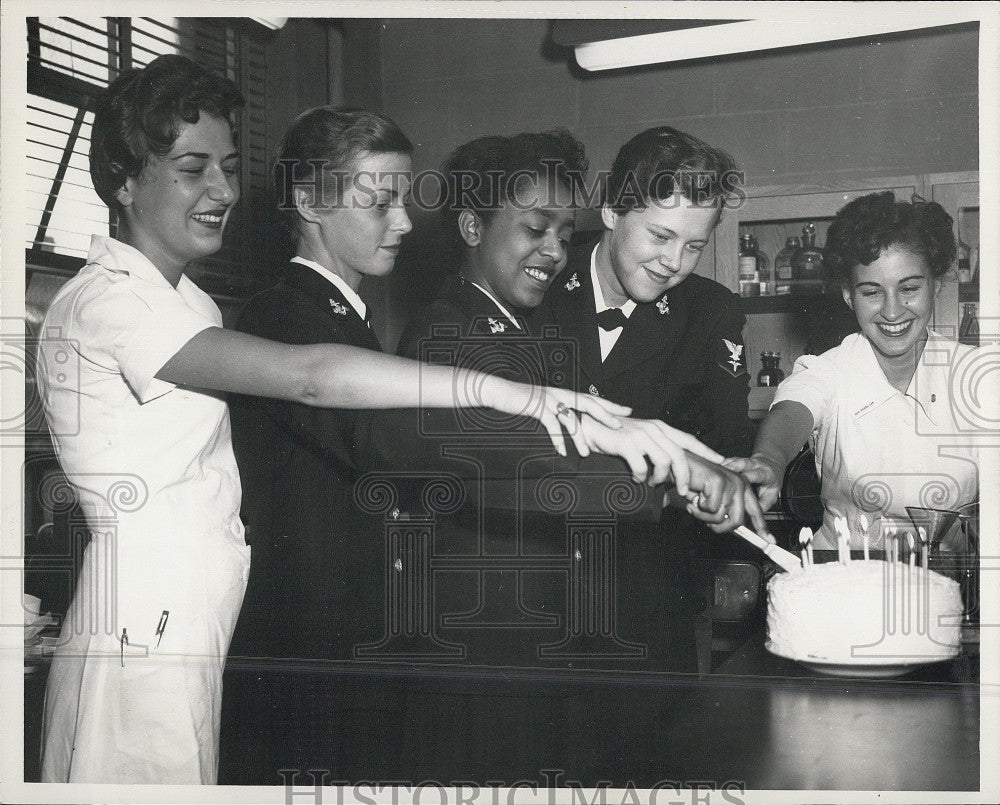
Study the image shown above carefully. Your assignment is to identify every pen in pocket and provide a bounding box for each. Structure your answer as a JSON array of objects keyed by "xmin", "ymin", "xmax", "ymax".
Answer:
[{"xmin": 155, "ymin": 610, "xmax": 169, "ymax": 648}]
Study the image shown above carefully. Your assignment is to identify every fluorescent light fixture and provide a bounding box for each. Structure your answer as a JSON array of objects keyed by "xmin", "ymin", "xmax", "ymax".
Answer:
[
  {"xmin": 249, "ymin": 17, "xmax": 288, "ymax": 31},
  {"xmin": 574, "ymin": 16, "xmax": 979, "ymax": 71}
]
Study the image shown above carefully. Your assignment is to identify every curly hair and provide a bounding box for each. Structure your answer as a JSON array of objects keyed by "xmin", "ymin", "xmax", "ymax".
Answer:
[
  {"xmin": 824, "ymin": 191, "xmax": 957, "ymax": 281},
  {"xmin": 273, "ymin": 106, "xmax": 413, "ymax": 246},
  {"xmin": 440, "ymin": 128, "xmax": 589, "ymax": 260},
  {"xmin": 604, "ymin": 126, "xmax": 739, "ymax": 214},
  {"xmin": 90, "ymin": 54, "xmax": 244, "ymax": 208}
]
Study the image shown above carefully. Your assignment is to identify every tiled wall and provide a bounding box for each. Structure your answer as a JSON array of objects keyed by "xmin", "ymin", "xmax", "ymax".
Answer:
[{"xmin": 380, "ymin": 19, "xmax": 978, "ymax": 186}]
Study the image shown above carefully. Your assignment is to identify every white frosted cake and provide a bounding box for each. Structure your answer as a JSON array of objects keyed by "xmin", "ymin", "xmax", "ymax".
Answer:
[{"xmin": 766, "ymin": 561, "xmax": 962, "ymax": 665}]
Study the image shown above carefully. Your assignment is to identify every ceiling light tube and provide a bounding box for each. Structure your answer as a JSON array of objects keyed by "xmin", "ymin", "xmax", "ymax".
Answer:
[{"xmin": 574, "ymin": 16, "xmax": 979, "ymax": 71}]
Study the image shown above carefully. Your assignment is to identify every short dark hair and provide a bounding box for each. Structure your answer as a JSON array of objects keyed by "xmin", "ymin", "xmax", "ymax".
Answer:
[
  {"xmin": 273, "ymin": 106, "xmax": 413, "ymax": 244},
  {"xmin": 824, "ymin": 191, "xmax": 957, "ymax": 281},
  {"xmin": 90, "ymin": 54, "xmax": 244, "ymax": 208},
  {"xmin": 440, "ymin": 128, "xmax": 588, "ymax": 260},
  {"xmin": 605, "ymin": 126, "xmax": 738, "ymax": 214}
]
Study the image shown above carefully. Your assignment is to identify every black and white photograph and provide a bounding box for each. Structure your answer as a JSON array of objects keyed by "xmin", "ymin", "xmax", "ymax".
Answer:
[{"xmin": 1, "ymin": 2, "xmax": 998, "ymax": 803}]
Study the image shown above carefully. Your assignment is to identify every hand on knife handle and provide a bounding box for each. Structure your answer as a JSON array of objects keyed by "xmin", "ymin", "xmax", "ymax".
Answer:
[{"xmin": 680, "ymin": 452, "xmax": 773, "ymax": 541}]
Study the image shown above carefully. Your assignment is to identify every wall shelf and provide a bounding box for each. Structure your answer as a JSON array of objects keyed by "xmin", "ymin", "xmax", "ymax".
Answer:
[{"xmin": 738, "ymin": 293, "xmax": 837, "ymax": 315}]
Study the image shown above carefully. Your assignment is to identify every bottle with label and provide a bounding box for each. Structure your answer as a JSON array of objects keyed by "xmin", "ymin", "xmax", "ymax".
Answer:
[
  {"xmin": 757, "ymin": 351, "xmax": 786, "ymax": 387},
  {"xmin": 959, "ymin": 303, "xmax": 979, "ymax": 346},
  {"xmin": 773, "ymin": 235, "xmax": 799, "ymax": 295},
  {"xmin": 754, "ymin": 237, "xmax": 772, "ymax": 295},
  {"xmin": 738, "ymin": 233, "xmax": 760, "ymax": 297},
  {"xmin": 791, "ymin": 223, "xmax": 824, "ymax": 295},
  {"xmin": 957, "ymin": 216, "xmax": 973, "ymax": 284}
]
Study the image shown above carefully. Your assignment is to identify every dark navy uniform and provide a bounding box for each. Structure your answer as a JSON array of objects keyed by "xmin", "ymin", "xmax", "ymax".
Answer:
[
  {"xmin": 220, "ymin": 261, "xmax": 404, "ymax": 784},
  {"xmin": 538, "ymin": 235, "xmax": 753, "ymax": 666},
  {"xmin": 536, "ymin": 237, "xmax": 754, "ymax": 783},
  {"xmin": 544, "ymin": 237, "xmax": 752, "ymax": 456},
  {"xmin": 221, "ymin": 265, "xmax": 660, "ymax": 784},
  {"xmin": 396, "ymin": 274, "xmax": 701, "ymax": 783}
]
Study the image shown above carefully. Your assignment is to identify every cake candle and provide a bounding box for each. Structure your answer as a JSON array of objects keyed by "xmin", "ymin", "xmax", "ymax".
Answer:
[
  {"xmin": 918, "ymin": 526, "xmax": 928, "ymax": 571},
  {"xmin": 836, "ymin": 516, "xmax": 850, "ymax": 565},
  {"xmin": 800, "ymin": 527, "xmax": 814, "ymax": 566},
  {"xmin": 859, "ymin": 514, "xmax": 871, "ymax": 561},
  {"xmin": 907, "ymin": 531, "xmax": 916, "ymax": 569}
]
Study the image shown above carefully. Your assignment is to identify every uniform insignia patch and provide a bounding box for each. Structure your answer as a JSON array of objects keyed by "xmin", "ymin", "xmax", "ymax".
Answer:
[
  {"xmin": 564, "ymin": 273, "xmax": 580, "ymax": 292},
  {"xmin": 488, "ymin": 317, "xmax": 507, "ymax": 334},
  {"xmin": 329, "ymin": 299, "xmax": 348, "ymax": 316},
  {"xmin": 720, "ymin": 338, "xmax": 746, "ymax": 376}
]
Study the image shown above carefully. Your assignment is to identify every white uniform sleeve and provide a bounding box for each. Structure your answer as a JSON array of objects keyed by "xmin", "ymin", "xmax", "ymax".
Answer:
[
  {"xmin": 74, "ymin": 276, "xmax": 214, "ymax": 403},
  {"xmin": 771, "ymin": 351, "xmax": 838, "ymax": 429}
]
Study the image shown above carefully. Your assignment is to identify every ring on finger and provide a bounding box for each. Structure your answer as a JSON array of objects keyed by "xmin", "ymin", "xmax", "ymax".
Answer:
[{"xmin": 556, "ymin": 402, "xmax": 569, "ymax": 416}]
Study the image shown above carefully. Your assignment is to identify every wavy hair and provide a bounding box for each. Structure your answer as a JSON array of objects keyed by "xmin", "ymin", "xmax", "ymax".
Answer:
[
  {"xmin": 824, "ymin": 191, "xmax": 957, "ymax": 281},
  {"xmin": 90, "ymin": 54, "xmax": 244, "ymax": 208}
]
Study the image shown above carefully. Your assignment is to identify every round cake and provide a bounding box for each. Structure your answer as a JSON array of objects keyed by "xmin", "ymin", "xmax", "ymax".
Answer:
[{"xmin": 766, "ymin": 561, "xmax": 962, "ymax": 665}]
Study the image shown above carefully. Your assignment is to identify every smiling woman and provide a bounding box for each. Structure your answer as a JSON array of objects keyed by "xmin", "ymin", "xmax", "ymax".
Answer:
[
  {"xmin": 114, "ymin": 115, "xmax": 240, "ymax": 285},
  {"xmin": 727, "ymin": 191, "xmax": 980, "ymax": 551}
]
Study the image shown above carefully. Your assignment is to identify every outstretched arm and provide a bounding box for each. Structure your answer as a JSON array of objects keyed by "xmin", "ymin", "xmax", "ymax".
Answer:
[
  {"xmin": 723, "ymin": 399, "xmax": 814, "ymax": 512},
  {"xmin": 156, "ymin": 326, "xmax": 629, "ymax": 455}
]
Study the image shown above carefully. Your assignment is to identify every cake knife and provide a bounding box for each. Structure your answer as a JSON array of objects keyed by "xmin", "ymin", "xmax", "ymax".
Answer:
[
  {"xmin": 683, "ymin": 491, "xmax": 802, "ymax": 572},
  {"xmin": 732, "ymin": 525, "xmax": 803, "ymax": 573}
]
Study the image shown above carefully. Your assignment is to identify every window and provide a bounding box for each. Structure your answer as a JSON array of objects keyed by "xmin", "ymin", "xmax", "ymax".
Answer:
[{"xmin": 26, "ymin": 17, "xmax": 271, "ymax": 301}]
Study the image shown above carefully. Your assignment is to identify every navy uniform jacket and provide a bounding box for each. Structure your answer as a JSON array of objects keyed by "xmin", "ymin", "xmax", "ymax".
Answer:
[
  {"xmin": 397, "ymin": 275, "xmax": 691, "ymax": 666},
  {"xmin": 541, "ymin": 236, "xmax": 752, "ymax": 457},
  {"xmin": 223, "ymin": 263, "xmax": 586, "ymax": 781},
  {"xmin": 221, "ymin": 265, "xmax": 661, "ymax": 781},
  {"xmin": 536, "ymin": 237, "xmax": 754, "ymax": 675},
  {"xmin": 222, "ymin": 261, "xmax": 401, "ymax": 782},
  {"xmin": 395, "ymin": 273, "xmax": 706, "ymax": 783}
]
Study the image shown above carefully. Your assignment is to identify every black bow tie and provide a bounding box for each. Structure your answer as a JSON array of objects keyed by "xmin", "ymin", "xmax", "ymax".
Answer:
[{"xmin": 597, "ymin": 307, "xmax": 629, "ymax": 331}]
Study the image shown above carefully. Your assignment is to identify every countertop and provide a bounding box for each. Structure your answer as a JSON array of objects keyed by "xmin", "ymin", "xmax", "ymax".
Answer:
[
  {"xmin": 656, "ymin": 624, "xmax": 981, "ymax": 791},
  {"xmin": 23, "ymin": 623, "xmax": 983, "ymax": 790}
]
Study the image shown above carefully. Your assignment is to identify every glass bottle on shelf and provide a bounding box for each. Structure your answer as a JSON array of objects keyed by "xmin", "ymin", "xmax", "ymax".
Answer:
[
  {"xmin": 738, "ymin": 233, "xmax": 760, "ymax": 297},
  {"xmin": 773, "ymin": 235, "xmax": 799, "ymax": 295},
  {"xmin": 757, "ymin": 351, "xmax": 786, "ymax": 387},
  {"xmin": 754, "ymin": 237, "xmax": 772, "ymax": 295},
  {"xmin": 956, "ymin": 216, "xmax": 973, "ymax": 284},
  {"xmin": 792, "ymin": 222, "xmax": 824, "ymax": 295},
  {"xmin": 959, "ymin": 303, "xmax": 979, "ymax": 346}
]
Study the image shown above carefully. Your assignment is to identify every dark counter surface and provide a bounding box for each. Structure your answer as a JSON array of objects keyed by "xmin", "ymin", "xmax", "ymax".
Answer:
[
  {"xmin": 656, "ymin": 624, "xmax": 981, "ymax": 791},
  {"xmin": 25, "ymin": 618, "xmax": 984, "ymax": 790}
]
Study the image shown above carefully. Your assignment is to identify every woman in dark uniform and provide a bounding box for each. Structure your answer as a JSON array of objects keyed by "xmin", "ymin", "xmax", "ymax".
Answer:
[
  {"xmin": 396, "ymin": 129, "xmax": 765, "ymax": 784},
  {"xmin": 221, "ymin": 112, "xmax": 738, "ymax": 784}
]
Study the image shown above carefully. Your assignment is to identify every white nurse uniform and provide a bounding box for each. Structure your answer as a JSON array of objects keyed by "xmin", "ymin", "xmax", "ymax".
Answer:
[
  {"xmin": 772, "ymin": 331, "xmax": 981, "ymax": 550},
  {"xmin": 36, "ymin": 235, "xmax": 250, "ymax": 783}
]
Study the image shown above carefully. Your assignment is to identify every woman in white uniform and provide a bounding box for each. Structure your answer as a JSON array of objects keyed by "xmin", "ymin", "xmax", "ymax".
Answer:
[
  {"xmin": 34, "ymin": 54, "xmax": 638, "ymax": 785},
  {"xmin": 728, "ymin": 191, "xmax": 982, "ymax": 549}
]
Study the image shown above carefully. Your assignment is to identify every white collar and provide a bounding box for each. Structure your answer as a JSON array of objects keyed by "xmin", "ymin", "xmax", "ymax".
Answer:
[
  {"xmin": 466, "ymin": 280, "xmax": 522, "ymax": 330},
  {"xmin": 88, "ymin": 234, "xmax": 198, "ymax": 295},
  {"xmin": 590, "ymin": 244, "xmax": 636, "ymax": 317},
  {"xmin": 845, "ymin": 330, "xmax": 956, "ymax": 424},
  {"xmin": 291, "ymin": 255, "xmax": 368, "ymax": 321}
]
